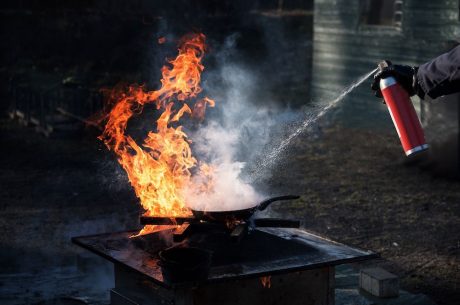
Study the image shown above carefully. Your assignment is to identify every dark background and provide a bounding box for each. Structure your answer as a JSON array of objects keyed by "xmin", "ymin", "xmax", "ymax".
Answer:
[{"xmin": 0, "ymin": 1, "xmax": 459, "ymax": 305}]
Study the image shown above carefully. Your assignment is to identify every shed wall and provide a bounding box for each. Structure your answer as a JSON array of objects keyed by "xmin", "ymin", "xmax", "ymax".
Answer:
[{"xmin": 312, "ymin": 0, "xmax": 460, "ymax": 128}]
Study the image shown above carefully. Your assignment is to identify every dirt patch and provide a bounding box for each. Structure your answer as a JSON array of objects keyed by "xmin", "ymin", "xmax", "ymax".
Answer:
[{"xmin": 264, "ymin": 126, "xmax": 460, "ymax": 305}]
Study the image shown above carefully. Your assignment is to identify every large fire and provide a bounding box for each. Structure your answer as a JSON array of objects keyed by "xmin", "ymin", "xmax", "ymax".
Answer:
[{"xmin": 99, "ymin": 33, "xmax": 216, "ymax": 233}]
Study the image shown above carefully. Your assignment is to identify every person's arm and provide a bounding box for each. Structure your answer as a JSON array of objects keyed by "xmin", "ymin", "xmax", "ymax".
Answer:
[
  {"xmin": 372, "ymin": 45, "xmax": 460, "ymax": 100},
  {"xmin": 416, "ymin": 45, "xmax": 460, "ymax": 99}
]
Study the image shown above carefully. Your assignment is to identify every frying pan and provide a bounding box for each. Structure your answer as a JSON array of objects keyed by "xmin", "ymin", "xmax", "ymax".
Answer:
[{"xmin": 190, "ymin": 195, "xmax": 300, "ymax": 222}]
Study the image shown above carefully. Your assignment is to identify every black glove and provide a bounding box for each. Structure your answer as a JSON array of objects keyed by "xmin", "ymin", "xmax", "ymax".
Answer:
[{"xmin": 371, "ymin": 60, "xmax": 418, "ymax": 98}]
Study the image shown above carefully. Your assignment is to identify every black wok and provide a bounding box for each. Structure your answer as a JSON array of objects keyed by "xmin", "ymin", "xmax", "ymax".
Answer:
[{"xmin": 190, "ymin": 195, "xmax": 300, "ymax": 222}]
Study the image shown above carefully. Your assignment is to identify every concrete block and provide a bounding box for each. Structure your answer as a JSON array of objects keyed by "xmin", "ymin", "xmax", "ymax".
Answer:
[{"xmin": 359, "ymin": 267, "xmax": 399, "ymax": 298}]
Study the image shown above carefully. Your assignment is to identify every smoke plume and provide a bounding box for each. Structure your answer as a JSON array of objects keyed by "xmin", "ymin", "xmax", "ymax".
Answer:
[{"xmin": 183, "ymin": 34, "xmax": 290, "ymax": 211}]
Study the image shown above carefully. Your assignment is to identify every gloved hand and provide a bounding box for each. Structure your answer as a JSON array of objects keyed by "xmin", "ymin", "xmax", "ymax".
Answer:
[{"xmin": 371, "ymin": 61, "xmax": 418, "ymax": 98}]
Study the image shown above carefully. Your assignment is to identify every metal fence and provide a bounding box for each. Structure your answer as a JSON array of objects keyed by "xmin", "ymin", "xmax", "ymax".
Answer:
[{"xmin": 8, "ymin": 75, "xmax": 104, "ymax": 136}]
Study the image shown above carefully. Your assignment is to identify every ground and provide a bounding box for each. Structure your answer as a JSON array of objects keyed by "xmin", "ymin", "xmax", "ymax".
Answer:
[
  {"xmin": 266, "ymin": 125, "xmax": 460, "ymax": 305},
  {"xmin": 0, "ymin": 118, "xmax": 459, "ymax": 305}
]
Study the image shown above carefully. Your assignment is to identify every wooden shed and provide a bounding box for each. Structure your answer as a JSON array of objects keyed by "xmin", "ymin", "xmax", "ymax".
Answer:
[{"xmin": 312, "ymin": 0, "xmax": 460, "ymax": 175}]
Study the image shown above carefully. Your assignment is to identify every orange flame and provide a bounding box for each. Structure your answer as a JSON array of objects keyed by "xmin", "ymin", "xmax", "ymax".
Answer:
[
  {"xmin": 260, "ymin": 276, "xmax": 271, "ymax": 288},
  {"xmin": 158, "ymin": 36, "xmax": 166, "ymax": 44},
  {"xmin": 99, "ymin": 33, "xmax": 215, "ymax": 233}
]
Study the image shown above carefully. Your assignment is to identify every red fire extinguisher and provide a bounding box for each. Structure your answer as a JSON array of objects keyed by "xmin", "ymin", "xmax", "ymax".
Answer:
[{"xmin": 378, "ymin": 61, "xmax": 429, "ymax": 156}]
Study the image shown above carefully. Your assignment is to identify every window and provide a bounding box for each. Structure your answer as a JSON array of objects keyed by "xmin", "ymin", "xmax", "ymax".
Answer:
[{"xmin": 360, "ymin": 0, "xmax": 403, "ymax": 27}]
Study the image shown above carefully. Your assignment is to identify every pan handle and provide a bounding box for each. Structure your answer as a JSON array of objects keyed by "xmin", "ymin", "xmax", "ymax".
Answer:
[{"xmin": 257, "ymin": 195, "xmax": 300, "ymax": 211}]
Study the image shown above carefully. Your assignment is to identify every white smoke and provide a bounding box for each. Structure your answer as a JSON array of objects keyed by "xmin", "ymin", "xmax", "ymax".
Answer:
[
  {"xmin": 185, "ymin": 120, "xmax": 263, "ymax": 211},
  {"xmin": 183, "ymin": 43, "xmax": 279, "ymax": 211},
  {"xmin": 182, "ymin": 34, "xmax": 304, "ymax": 212}
]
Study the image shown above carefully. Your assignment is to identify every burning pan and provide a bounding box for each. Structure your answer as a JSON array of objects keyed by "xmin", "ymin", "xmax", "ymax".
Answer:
[{"xmin": 190, "ymin": 195, "xmax": 300, "ymax": 222}]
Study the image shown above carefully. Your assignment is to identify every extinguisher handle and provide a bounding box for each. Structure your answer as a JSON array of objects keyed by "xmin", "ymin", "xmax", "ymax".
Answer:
[{"xmin": 378, "ymin": 60, "xmax": 392, "ymax": 71}]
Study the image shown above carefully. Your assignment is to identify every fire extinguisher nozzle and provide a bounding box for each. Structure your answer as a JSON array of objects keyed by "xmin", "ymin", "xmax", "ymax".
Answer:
[{"xmin": 378, "ymin": 60, "xmax": 392, "ymax": 71}]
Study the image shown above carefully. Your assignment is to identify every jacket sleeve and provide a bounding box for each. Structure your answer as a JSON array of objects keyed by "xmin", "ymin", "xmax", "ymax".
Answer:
[{"xmin": 416, "ymin": 45, "xmax": 460, "ymax": 99}]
